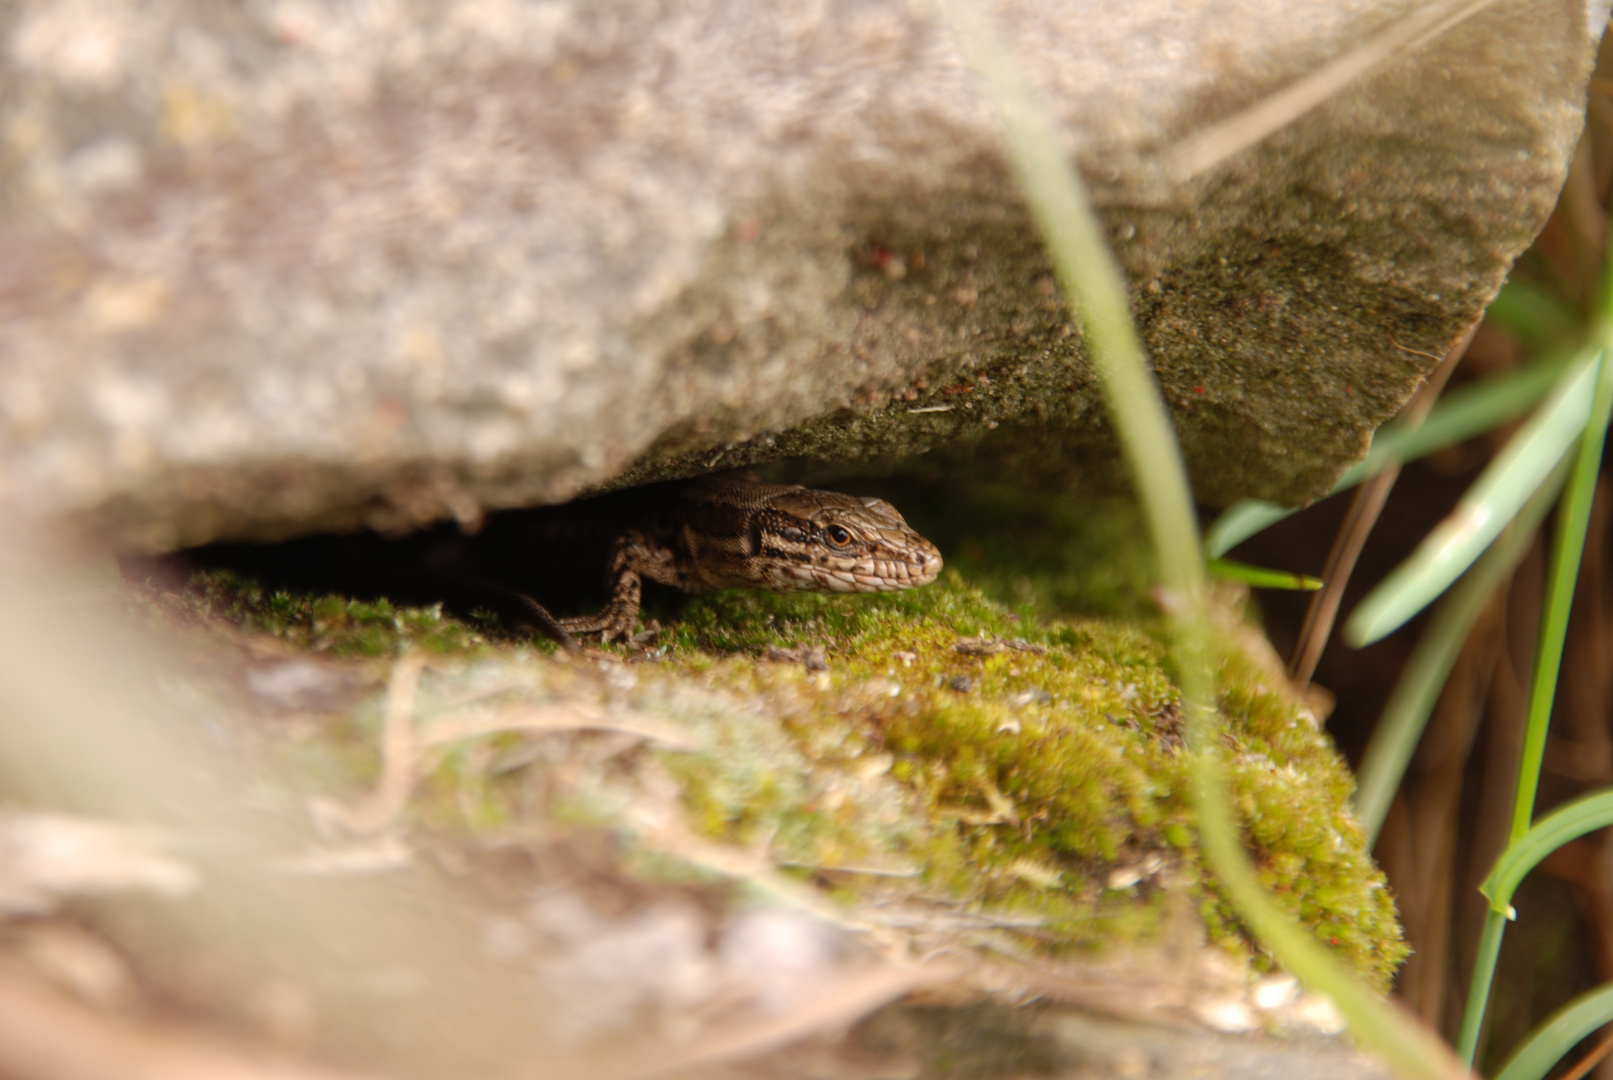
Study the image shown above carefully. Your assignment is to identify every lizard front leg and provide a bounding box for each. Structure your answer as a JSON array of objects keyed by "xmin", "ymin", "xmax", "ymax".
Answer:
[{"xmin": 557, "ymin": 530, "xmax": 674, "ymax": 643}]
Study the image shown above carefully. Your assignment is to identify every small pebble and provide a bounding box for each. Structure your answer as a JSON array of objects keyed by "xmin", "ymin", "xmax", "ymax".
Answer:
[
  {"xmin": 764, "ymin": 644, "xmax": 829, "ymax": 670},
  {"xmin": 948, "ymin": 675, "xmax": 973, "ymax": 692}
]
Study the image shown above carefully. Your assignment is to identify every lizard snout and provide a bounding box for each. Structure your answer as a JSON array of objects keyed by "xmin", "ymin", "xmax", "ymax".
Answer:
[
  {"xmin": 856, "ymin": 529, "xmax": 941, "ymax": 592},
  {"xmin": 901, "ymin": 536, "xmax": 943, "ymax": 588}
]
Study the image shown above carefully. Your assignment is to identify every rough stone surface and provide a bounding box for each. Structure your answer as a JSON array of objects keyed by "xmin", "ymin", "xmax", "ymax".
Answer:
[
  {"xmin": 0, "ymin": 537, "xmax": 1403, "ymax": 1080},
  {"xmin": 0, "ymin": 0, "xmax": 1604, "ymax": 550}
]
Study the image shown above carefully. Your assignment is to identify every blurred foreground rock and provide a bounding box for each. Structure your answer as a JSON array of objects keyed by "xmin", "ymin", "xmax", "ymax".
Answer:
[
  {"xmin": 0, "ymin": 0, "xmax": 1604, "ymax": 549},
  {"xmin": 0, "ymin": 537, "xmax": 1404, "ymax": 1080}
]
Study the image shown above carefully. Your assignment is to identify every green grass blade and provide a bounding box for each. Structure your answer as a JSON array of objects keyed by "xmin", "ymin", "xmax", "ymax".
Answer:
[
  {"xmin": 1482, "ymin": 789, "xmax": 1613, "ymax": 913},
  {"xmin": 1508, "ymin": 344, "xmax": 1613, "ymax": 843},
  {"xmin": 1207, "ymin": 558, "xmax": 1322, "ymax": 590},
  {"xmin": 1486, "ymin": 277, "xmax": 1586, "ymax": 350},
  {"xmin": 1457, "ymin": 910, "xmax": 1508, "ymax": 1066},
  {"xmin": 1205, "ymin": 501, "xmax": 1297, "ymax": 559},
  {"xmin": 1466, "ymin": 793, "xmax": 1613, "ymax": 1069},
  {"xmin": 1346, "ymin": 348, "xmax": 1581, "ymax": 487},
  {"xmin": 1204, "ymin": 350, "xmax": 1575, "ymax": 561},
  {"xmin": 1458, "ymin": 317, "xmax": 1613, "ymax": 1071},
  {"xmin": 1344, "ymin": 352, "xmax": 1600, "ymax": 645},
  {"xmin": 941, "ymin": 3, "xmax": 1462, "ymax": 1077},
  {"xmin": 1494, "ymin": 981, "xmax": 1613, "ymax": 1080},
  {"xmin": 1189, "ymin": 696, "xmax": 1461, "ymax": 1080},
  {"xmin": 1353, "ymin": 464, "xmax": 1566, "ymax": 843},
  {"xmin": 935, "ymin": 5, "xmax": 1201, "ymax": 587}
]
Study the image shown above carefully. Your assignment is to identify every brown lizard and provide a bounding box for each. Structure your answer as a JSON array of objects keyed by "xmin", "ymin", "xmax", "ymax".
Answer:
[
  {"xmin": 474, "ymin": 473, "xmax": 944, "ymax": 647},
  {"xmin": 176, "ymin": 474, "xmax": 943, "ymax": 649}
]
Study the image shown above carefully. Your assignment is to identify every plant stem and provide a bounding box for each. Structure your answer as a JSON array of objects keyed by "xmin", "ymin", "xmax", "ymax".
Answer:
[
  {"xmin": 1457, "ymin": 909, "xmax": 1509, "ymax": 1067},
  {"xmin": 1509, "ymin": 344, "xmax": 1613, "ymax": 844},
  {"xmin": 938, "ymin": 2, "xmax": 1461, "ymax": 1077},
  {"xmin": 1458, "ymin": 311, "xmax": 1613, "ymax": 1069},
  {"xmin": 1355, "ymin": 468, "xmax": 1567, "ymax": 844}
]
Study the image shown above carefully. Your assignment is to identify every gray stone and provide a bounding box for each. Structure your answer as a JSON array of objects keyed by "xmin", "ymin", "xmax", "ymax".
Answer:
[{"xmin": 0, "ymin": 0, "xmax": 1603, "ymax": 550}]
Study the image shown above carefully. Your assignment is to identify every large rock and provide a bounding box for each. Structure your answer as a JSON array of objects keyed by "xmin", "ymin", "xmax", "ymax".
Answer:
[{"xmin": 0, "ymin": 0, "xmax": 1603, "ymax": 550}]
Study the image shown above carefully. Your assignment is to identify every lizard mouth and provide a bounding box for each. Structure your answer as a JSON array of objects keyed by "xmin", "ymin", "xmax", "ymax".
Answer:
[{"xmin": 779, "ymin": 539, "xmax": 943, "ymax": 593}]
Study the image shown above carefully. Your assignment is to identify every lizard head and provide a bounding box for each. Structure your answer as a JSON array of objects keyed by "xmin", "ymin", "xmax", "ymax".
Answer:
[{"xmin": 757, "ymin": 489, "xmax": 943, "ymax": 593}]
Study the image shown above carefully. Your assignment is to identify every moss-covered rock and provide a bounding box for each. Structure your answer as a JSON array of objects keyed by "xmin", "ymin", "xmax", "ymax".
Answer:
[{"xmin": 158, "ymin": 488, "xmax": 1405, "ymax": 991}]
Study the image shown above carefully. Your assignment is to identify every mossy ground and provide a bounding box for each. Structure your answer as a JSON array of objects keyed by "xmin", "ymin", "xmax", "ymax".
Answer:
[{"xmin": 162, "ymin": 486, "xmax": 1406, "ymax": 990}]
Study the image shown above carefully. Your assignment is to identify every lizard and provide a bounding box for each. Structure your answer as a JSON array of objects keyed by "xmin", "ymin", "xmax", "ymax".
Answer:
[
  {"xmin": 472, "ymin": 473, "xmax": 944, "ymax": 647},
  {"xmin": 173, "ymin": 474, "xmax": 943, "ymax": 650}
]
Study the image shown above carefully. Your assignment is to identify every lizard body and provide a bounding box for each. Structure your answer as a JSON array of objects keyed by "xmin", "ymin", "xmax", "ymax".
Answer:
[
  {"xmin": 179, "ymin": 475, "xmax": 942, "ymax": 648},
  {"xmin": 477, "ymin": 474, "xmax": 943, "ymax": 645}
]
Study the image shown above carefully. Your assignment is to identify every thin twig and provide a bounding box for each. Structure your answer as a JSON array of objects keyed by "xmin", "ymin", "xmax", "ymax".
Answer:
[
  {"xmin": 316, "ymin": 652, "xmax": 424, "ymax": 835},
  {"xmin": 1559, "ymin": 1023, "xmax": 1613, "ymax": 1080},
  {"xmin": 1162, "ymin": 0, "xmax": 1503, "ymax": 180},
  {"xmin": 1288, "ymin": 324, "xmax": 1476, "ymax": 688}
]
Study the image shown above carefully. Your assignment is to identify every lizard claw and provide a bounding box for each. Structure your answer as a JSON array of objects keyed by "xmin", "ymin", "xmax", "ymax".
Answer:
[{"xmin": 557, "ymin": 610, "xmax": 638, "ymax": 645}]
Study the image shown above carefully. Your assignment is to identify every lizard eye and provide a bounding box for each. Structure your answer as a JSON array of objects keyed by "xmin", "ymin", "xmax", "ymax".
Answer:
[{"xmin": 827, "ymin": 525, "xmax": 852, "ymax": 546}]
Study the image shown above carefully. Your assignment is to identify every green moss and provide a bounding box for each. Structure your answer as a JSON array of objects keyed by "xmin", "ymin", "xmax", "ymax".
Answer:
[
  {"xmin": 179, "ymin": 569, "xmax": 508, "ymax": 656},
  {"xmin": 639, "ymin": 573, "xmax": 1404, "ymax": 987},
  {"xmin": 167, "ymin": 493, "xmax": 1406, "ymax": 989}
]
